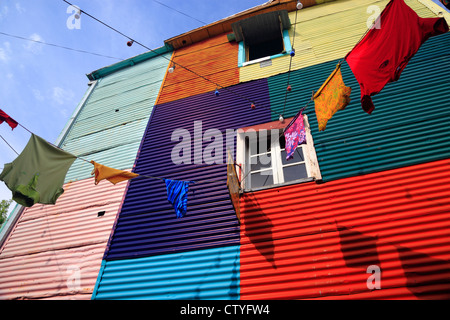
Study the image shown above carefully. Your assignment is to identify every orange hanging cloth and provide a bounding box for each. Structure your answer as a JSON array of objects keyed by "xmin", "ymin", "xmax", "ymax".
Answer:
[
  {"xmin": 313, "ymin": 63, "xmax": 352, "ymax": 131},
  {"xmin": 90, "ymin": 160, "xmax": 139, "ymax": 185}
]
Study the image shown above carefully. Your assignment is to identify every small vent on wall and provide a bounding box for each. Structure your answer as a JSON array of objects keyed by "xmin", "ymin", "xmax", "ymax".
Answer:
[{"xmin": 260, "ymin": 59, "xmax": 272, "ymax": 68}]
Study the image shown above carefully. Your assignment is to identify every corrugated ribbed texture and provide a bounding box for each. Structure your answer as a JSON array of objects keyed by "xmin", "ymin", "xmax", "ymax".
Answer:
[
  {"xmin": 157, "ymin": 34, "xmax": 239, "ymax": 105},
  {"xmin": 93, "ymin": 245, "xmax": 240, "ymax": 300},
  {"xmin": 104, "ymin": 79, "xmax": 272, "ymax": 261},
  {"xmin": 239, "ymin": 0, "xmax": 436, "ymax": 82},
  {"xmin": 240, "ymin": 159, "xmax": 450, "ymax": 300},
  {"xmin": 0, "ymin": 176, "xmax": 129, "ymax": 299},
  {"xmin": 62, "ymin": 54, "xmax": 171, "ymax": 182},
  {"xmin": 267, "ymin": 31, "xmax": 450, "ymax": 182}
]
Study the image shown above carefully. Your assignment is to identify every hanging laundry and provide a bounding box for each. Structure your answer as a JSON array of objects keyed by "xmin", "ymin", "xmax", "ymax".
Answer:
[
  {"xmin": 90, "ymin": 160, "xmax": 139, "ymax": 185},
  {"xmin": 283, "ymin": 110, "xmax": 306, "ymax": 161},
  {"xmin": 345, "ymin": 0, "xmax": 449, "ymax": 114},
  {"xmin": 313, "ymin": 63, "xmax": 352, "ymax": 131},
  {"xmin": 165, "ymin": 179, "xmax": 194, "ymax": 218},
  {"xmin": 0, "ymin": 134, "xmax": 76, "ymax": 207},
  {"xmin": 0, "ymin": 109, "xmax": 18, "ymax": 130}
]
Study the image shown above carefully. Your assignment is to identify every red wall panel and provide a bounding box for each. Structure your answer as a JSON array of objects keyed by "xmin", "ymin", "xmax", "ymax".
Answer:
[{"xmin": 240, "ymin": 159, "xmax": 450, "ymax": 300}]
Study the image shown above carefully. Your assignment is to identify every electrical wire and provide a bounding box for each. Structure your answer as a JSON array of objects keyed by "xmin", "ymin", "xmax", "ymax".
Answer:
[
  {"xmin": 0, "ymin": 31, "xmax": 123, "ymax": 61},
  {"xmin": 151, "ymin": 0, "xmax": 207, "ymax": 25},
  {"xmin": 61, "ymin": 0, "xmax": 270, "ymax": 112},
  {"xmin": 281, "ymin": 7, "xmax": 299, "ymax": 118}
]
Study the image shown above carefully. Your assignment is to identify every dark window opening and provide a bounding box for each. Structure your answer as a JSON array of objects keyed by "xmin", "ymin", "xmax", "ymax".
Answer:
[
  {"xmin": 248, "ymin": 37, "xmax": 284, "ymax": 61},
  {"xmin": 231, "ymin": 10, "xmax": 291, "ymax": 63}
]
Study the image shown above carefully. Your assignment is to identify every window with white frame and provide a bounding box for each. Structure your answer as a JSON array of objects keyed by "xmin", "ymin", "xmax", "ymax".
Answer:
[{"xmin": 236, "ymin": 115, "xmax": 321, "ymax": 191}]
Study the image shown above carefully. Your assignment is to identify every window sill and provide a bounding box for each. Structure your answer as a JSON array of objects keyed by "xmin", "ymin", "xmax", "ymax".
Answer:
[
  {"xmin": 243, "ymin": 177, "xmax": 316, "ymax": 193},
  {"xmin": 240, "ymin": 51, "xmax": 288, "ymax": 68}
]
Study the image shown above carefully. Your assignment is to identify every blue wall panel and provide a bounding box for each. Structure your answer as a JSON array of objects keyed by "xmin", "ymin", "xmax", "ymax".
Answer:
[{"xmin": 93, "ymin": 245, "xmax": 240, "ymax": 300}]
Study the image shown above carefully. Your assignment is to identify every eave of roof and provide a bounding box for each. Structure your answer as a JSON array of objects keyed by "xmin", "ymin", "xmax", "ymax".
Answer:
[
  {"xmin": 164, "ymin": 0, "xmax": 317, "ymax": 50},
  {"xmin": 86, "ymin": 0, "xmax": 319, "ymax": 80}
]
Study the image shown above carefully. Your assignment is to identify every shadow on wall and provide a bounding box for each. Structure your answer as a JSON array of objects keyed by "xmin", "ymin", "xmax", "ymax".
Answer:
[
  {"xmin": 336, "ymin": 220, "xmax": 450, "ymax": 299},
  {"xmin": 396, "ymin": 245, "xmax": 450, "ymax": 299},
  {"xmin": 242, "ymin": 193, "xmax": 277, "ymax": 269},
  {"xmin": 336, "ymin": 222, "xmax": 380, "ymax": 269}
]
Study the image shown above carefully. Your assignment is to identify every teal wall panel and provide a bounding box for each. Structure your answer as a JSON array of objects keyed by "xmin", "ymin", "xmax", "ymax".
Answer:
[
  {"xmin": 92, "ymin": 245, "xmax": 240, "ymax": 300},
  {"xmin": 61, "ymin": 53, "xmax": 171, "ymax": 182},
  {"xmin": 267, "ymin": 32, "xmax": 450, "ymax": 182}
]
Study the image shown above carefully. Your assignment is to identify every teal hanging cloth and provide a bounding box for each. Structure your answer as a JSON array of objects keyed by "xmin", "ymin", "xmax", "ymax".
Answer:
[{"xmin": 165, "ymin": 179, "xmax": 194, "ymax": 218}]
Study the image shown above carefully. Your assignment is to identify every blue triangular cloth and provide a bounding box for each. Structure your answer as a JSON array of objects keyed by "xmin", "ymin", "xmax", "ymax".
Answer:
[{"xmin": 165, "ymin": 179, "xmax": 194, "ymax": 218}]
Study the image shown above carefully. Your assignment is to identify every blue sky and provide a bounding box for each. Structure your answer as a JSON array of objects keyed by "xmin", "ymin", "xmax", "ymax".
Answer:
[{"xmin": 0, "ymin": 0, "xmax": 265, "ymax": 213}]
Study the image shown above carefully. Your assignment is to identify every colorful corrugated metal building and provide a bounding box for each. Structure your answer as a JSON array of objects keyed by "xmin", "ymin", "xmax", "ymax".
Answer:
[{"xmin": 1, "ymin": 0, "xmax": 450, "ymax": 300}]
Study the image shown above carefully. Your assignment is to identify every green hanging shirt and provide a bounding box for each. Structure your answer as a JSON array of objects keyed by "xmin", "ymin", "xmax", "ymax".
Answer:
[{"xmin": 0, "ymin": 134, "xmax": 76, "ymax": 207}]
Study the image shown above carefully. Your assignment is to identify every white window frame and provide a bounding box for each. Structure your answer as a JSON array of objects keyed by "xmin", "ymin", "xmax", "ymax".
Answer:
[{"xmin": 236, "ymin": 115, "xmax": 321, "ymax": 192}]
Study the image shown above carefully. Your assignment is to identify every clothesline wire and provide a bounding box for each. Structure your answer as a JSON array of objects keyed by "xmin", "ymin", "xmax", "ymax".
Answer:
[
  {"xmin": 281, "ymin": 6, "xmax": 379, "ymax": 131},
  {"xmin": 0, "ymin": 134, "xmax": 19, "ymax": 156},
  {"xmin": 281, "ymin": 7, "xmax": 299, "ymax": 118},
  {"xmin": 3, "ymin": 115, "xmax": 240, "ymax": 185},
  {"xmin": 61, "ymin": 0, "xmax": 270, "ymax": 112},
  {"xmin": 17, "ymin": 123, "xmax": 92, "ymax": 164},
  {"xmin": 344, "ymin": 12, "xmax": 377, "ymax": 60},
  {"xmin": 4, "ymin": 4, "xmax": 382, "ymax": 186}
]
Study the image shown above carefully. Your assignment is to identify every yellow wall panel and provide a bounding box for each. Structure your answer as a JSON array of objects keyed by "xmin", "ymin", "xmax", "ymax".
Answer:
[{"xmin": 239, "ymin": 0, "xmax": 439, "ymax": 83}]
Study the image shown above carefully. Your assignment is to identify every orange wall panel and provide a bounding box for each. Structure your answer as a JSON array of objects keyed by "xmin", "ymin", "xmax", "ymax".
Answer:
[
  {"xmin": 240, "ymin": 159, "xmax": 450, "ymax": 300},
  {"xmin": 157, "ymin": 34, "xmax": 239, "ymax": 105}
]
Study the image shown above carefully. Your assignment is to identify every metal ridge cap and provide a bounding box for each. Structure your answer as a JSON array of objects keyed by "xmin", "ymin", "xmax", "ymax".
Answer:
[{"xmin": 86, "ymin": 44, "xmax": 173, "ymax": 81}]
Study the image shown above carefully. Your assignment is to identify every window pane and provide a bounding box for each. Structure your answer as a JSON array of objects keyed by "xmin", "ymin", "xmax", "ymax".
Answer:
[
  {"xmin": 281, "ymin": 146, "xmax": 305, "ymax": 165},
  {"xmin": 250, "ymin": 153, "xmax": 272, "ymax": 171},
  {"xmin": 250, "ymin": 170, "xmax": 274, "ymax": 189},
  {"xmin": 283, "ymin": 163, "xmax": 308, "ymax": 183},
  {"xmin": 249, "ymin": 133, "xmax": 271, "ymax": 156}
]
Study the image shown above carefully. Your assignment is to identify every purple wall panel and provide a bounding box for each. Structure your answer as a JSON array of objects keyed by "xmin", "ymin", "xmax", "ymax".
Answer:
[{"xmin": 105, "ymin": 79, "xmax": 271, "ymax": 260}]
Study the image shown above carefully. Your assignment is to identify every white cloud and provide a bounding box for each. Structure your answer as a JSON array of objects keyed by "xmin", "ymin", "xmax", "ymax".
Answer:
[
  {"xmin": 52, "ymin": 87, "xmax": 74, "ymax": 105},
  {"xmin": 0, "ymin": 5, "xmax": 9, "ymax": 20},
  {"xmin": 23, "ymin": 33, "xmax": 44, "ymax": 54},
  {"xmin": 32, "ymin": 89, "xmax": 44, "ymax": 101},
  {"xmin": 0, "ymin": 42, "xmax": 11, "ymax": 63},
  {"xmin": 15, "ymin": 3, "xmax": 25, "ymax": 14}
]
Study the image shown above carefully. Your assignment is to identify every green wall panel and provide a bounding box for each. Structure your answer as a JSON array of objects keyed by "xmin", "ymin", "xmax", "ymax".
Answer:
[
  {"xmin": 60, "ymin": 53, "xmax": 171, "ymax": 183},
  {"xmin": 267, "ymin": 32, "xmax": 450, "ymax": 182}
]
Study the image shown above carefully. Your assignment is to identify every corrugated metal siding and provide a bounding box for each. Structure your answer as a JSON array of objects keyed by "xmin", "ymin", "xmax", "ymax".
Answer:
[
  {"xmin": 157, "ymin": 34, "xmax": 239, "ymax": 105},
  {"xmin": 267, "ymin": 31, "xmax": 450, "ymax": 182},
  {"xmin": 0, "ymin": 176, "xmax": 129, "ymax": 299},
  {"xmin": 104, "ymin": 79, "xmax": 272, "ymax": 261},
  {"xmin": 93, "ymin": 245, "xmax": 240, "ymax": 300},
  {"xmin": 62, "ymin": 53, "xmax": 171, "ymax": 183},
  {"xmin": 240, "ymin": 159, "xmax": 450, "ymax": 300},
  {"xmin": 239, "ymin": 0, "xmax": 437, "ymax": 83}
]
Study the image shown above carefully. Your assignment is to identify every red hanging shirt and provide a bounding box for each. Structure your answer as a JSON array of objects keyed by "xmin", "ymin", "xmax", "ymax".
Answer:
[
  {"xmin": 345, "ymin": 0, "xmax": 449, "ymax": 114},
  {"xmin": 0, "ymin": 109, "xmax": 18, "ymax": 130}
]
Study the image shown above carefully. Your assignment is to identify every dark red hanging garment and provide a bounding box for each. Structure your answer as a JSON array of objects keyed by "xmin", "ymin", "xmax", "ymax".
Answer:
[
  {"xmin": 345, "ymin": 0, "xmax": 449, "ymax": 114},
  {"xmin": 0, "ymin": 109, "xmax": 18, "ymax": 130}
]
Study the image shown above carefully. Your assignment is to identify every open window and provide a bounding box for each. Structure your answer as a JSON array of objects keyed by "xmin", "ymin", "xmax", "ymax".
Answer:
[
  {"xmin": 230, "ymin": 10, "xmax": 292, "ymax": 67},
  {"xmin": 236, "ymin": 115, "xmax": 321, "ymax": 192}
]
